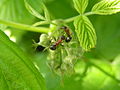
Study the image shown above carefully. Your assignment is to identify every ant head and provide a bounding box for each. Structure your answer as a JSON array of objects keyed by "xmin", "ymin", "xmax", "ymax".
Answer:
[
  {"xmin": 50, "ymin": 45, "xmax": 56, "ymax": 50},
  {"xmin": 60, "ymin": 26, "xmax": 67, "ymax": 30},
  {"xmin": 65, "ymin": 36, "xmax": 72, "ymax": 42},
  {"xmin": 60, "ymin": 35, "xmax": 65, "ymax": 40}
]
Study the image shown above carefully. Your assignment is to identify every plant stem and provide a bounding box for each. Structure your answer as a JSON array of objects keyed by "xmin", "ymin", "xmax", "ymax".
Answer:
[
  {"xmin": 33, "ymin": 21, "xmax": 50, "ymax": 26},
  {"xmin": 0, "ymin": 12, "xmax": 95, "ymax": 33},
  {"xmin": 0, "ymin": 19, "xmax": 49, "ymax": 33},
  {"xmin": 32, "ymin": 20, "xmax": 57, "ymax": 27},
  {"xmin": 64, "ymin": 15, "xmax": 79, "ymax": 23},
  {"xmin": 64, "ymin": 12, "xmax": 95, "ymax": 23},
  {"xmin": 90, "ymin": 62, "xmax": 120, "ymax": 83}
]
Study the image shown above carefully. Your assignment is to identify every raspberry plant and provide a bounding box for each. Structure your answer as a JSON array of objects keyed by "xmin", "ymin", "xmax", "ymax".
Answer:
[{"xmin": 0, "ymin": 0, "xmax": 120, "ymax": 90}]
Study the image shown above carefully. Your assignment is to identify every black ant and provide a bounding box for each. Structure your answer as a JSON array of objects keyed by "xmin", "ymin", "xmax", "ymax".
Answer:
[
  {"xmin": 50, "ymin": 35, "xmax": 65, "ymax": 50},
  {"xmin": 60, "ymin": 26, "xmax": 72, "ymax": 42}
]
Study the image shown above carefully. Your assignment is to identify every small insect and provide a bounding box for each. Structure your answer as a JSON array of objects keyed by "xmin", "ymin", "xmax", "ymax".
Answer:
[
  {"xmin": 60, "ymin": 26, "xmax": 72, "ymax": 42},
  {"xmin": 50, "ymin": 35, "xmax": 65, "ymax": 50}
]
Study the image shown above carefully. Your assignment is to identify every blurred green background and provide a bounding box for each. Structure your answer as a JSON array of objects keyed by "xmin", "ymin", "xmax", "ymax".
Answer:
[{"xmin": 0, "ymin": 0, "xmax": 120, "ymax": 90}]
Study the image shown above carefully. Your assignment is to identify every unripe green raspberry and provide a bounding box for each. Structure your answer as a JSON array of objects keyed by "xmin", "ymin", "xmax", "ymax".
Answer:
[{"xmin": 38, "ymin": 34, "xmax": 50, "ymax": 47}]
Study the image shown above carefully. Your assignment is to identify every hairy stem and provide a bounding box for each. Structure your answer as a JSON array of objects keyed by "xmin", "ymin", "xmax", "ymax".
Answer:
[
  {"xmin": 33, "ymin": 21, "xmax": 50, "ymax": 26},
  {"xmin": 0, "ymin": 19, "xmax": 49, "ymax": 33},
  {"xmin": 64, "ymin": 12, "xmax": 95, "ymax": 23},
  {"xmin": 0, "ymin": 12, "xmax": 95, "ymax": 33},
  {"xmin": 33, "ymin": 20, "xmax": 57, "ymax": 27}
]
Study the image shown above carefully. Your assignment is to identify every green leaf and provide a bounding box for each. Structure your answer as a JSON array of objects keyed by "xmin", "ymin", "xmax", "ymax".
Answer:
[
  {"xmin": 24, "ymin": 0, "xmax": 46, "ymax": 20},
  {"xmin": 92, "ymin": 0, "xmax": 120, "ymax": 15},
  {"xmin": 0, "ymin": 30, "xmax": 46, "ymax": 90},
  {"xmin": 43, "ymin": 5, "xmax": 51, "ymax": 20},
  {"xmin": 74, "ymin": 16, "xmax": 97, "ymax": 51},
  {"xmin": 73, "ymin": 0, "xmax": 88, "ymax": 14}
]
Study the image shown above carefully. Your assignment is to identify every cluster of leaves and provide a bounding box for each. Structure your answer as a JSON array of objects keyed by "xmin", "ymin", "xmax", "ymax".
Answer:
[
  {"xmin": 34, "ymin": 24, "xmax": 84, "ymax": 75},
  {"xmin": 24, "ymin": 0, "xmax": 50, "ymax": 21},
  {"xmin": 73, "ymin": 0, "xmax": 120, "ymax": 51}
]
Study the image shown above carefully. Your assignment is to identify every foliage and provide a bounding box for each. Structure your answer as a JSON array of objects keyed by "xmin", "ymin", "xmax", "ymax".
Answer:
[
  {"xmin": 73, "ymin": 0, "xmax": 88, "ymax": 14},
  {"xmin": 0, "ymin": 0, "xmax": 120, "ymax": 90},
  {"xmin": 0, "ymin": 30, "xmax": 46, "ymax": 90},
  {"xmin": 74, "ymin": 15, "xmax": 96, "ymax": 51},
  {"xmin": 92, "ymin": 0, "xmax": 120, "ymax": 15}
]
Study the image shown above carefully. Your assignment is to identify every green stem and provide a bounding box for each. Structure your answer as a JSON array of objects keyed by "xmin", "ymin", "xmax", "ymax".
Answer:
[
  {"xmin": 64, "ymin": 12, "xmax": 95, "ymax": 23},
  {"xmin": 84, "ymin": 12, "xmax": 95, "ymax": 16},
  {"xmin": 0, "ymin": 12, "xmax": 95, "ymax": 33},
  {"xmin": 0, "ymin": 19, "xmax": 49, "ymax": 33},
  {"xmin": 64, "ymin": 15, "xmax": 79, "ymax": 23},
  {"xmin": 33, "ymin": 21, "xmax": 50, "ymax": 26},
  {"xmin": 90, "ymin": 62, "xmax": 120, "ymax": 83},
  {"xmin": 33, "ymin": 20, "xmax": 57, "ymax": 27}
]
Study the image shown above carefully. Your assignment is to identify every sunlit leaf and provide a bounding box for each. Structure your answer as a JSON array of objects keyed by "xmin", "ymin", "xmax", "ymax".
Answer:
[
  {"xmin": 0, "ymin": 30, "xmax": 46, "ymax": 90},
  {"xmin": 74, "ymin": 15, "xmax": 97, "ymax": 51},
  {"xmin": 73, "ymin": 0, "xmax": 88, "ymax": 14},
  {"xmin": 82, "ymin": 60, "xmax": 120, "ymax": 90},
  {"xmin": 112, "ymin": 55, "xmax": 120, "ymax": 80},
  {"xmin": 92, "ymin": 0, "xmax": 120, "ymax": 15}
]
